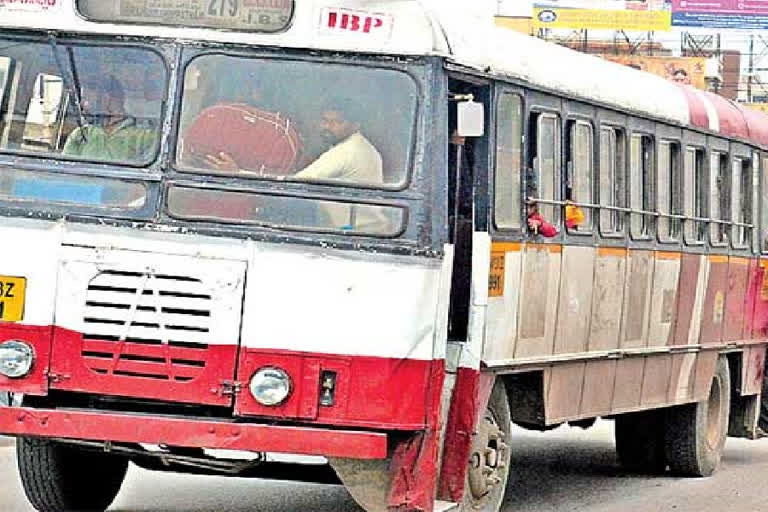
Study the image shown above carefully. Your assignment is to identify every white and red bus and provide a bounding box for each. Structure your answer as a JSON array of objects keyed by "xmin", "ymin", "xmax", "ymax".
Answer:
[{"xmin": 1, "ymin": 1, "xmax": 768, "ymax": 511}]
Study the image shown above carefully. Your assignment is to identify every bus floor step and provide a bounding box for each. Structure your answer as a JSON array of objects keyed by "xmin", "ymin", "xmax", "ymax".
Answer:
[{"xmin": 434, "ymin": 500, "xmax": 459, "ymax": 512}]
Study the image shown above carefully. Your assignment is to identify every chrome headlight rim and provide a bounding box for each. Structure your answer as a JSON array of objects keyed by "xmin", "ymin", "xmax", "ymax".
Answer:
[
  {"xmin": 249, "ymin": 366, "xmax": 292, "ymax": 407},
  {"xmin": 0, "ymin": 340, "xmax": 35, "ymax": 379}
]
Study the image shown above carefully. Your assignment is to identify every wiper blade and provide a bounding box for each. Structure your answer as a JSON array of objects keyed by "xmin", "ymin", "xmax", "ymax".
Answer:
[{"xmin": 47, "ymin": 32, "xmax": 88, "ymax": 143}]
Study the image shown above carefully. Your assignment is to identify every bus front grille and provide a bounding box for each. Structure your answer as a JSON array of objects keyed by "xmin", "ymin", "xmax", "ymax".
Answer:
[{"xmin": 80, "ymin": 269, "xmax": 212, "ymax": 382}]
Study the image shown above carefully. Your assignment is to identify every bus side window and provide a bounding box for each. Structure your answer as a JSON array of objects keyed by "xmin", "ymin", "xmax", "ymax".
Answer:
[
  {"xmin": 630, "ymin": 134, "xmax": 654, "ymax": 239},
  {"xmin": 599, "ymin": 126, "xmax": 625, "ymax": 236},
  {"xmin": 657, "ymin": 140, "xmax": 681, "ymax": 242},
  {"xmin": 566, "ymin": 120, "xmax": 593, "ymax": 232},
  {"xmin": 684, "ymin": 147, "xmax": 706, "ymax": 244},
  {"xmin": 710, "ymin": 151, "xmax": 729, "ymax": 246},
  {"xmin": 731, "ymin": 156, "xmax": 752, "ymax": 248},
  {"xmin": 494, "ymin": 93, "xmax": 523, "ymax": 230},
  {"xmin": 529, "ymin": 112, "xmax": 560, "ymax": 225}
]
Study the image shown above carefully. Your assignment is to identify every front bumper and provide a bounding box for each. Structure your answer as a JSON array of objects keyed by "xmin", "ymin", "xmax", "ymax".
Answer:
[{"xmin": 0, "ymin": 406, "xmax": 387, "ymax": 459}]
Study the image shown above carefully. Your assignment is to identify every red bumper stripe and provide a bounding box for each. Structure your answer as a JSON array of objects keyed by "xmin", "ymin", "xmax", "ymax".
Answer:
[{"xmin": 0, "ymin": 407, "xmax": 387, "ymax": 459}]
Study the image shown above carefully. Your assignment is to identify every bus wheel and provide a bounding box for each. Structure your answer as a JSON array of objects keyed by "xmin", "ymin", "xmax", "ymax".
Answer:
[
  {"xmin": 462, "ymin": 379, "xmax": 512, "ymax": 512},
  {"xmin": 614, "ymin": 410, "xmax": 667, "ymax": 474},
  {"xmin": 665, "ymin": 356, "xmax": 730, "ymax": 477},
  {"xmin": 17, "ymin": 437, "xmax": 128, "ymax": 512}
]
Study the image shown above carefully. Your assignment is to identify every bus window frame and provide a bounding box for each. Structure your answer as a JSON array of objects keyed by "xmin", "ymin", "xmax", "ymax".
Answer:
[
  {"xmin": 526, "ymin": 109, "xmax": 562, "ymax": 230},
  {"xmin": 0, "ymin": 33, "xmax": 172, "ymax": 171},
  {"xmin": 628, "ymin": 131, "xmax": 655, "ymax": 241},
  {"xmin": 730, "ymin": 153, "xmax": 752, "ymax": 250},
  {"xmin": 492, "ymin": 89, "xmax": 524, "ymax": 233},
  {"xmin": 656, "ymin": 138, "xmax": 682, "ymax": 244},
  {"xmin": 171, "ymin": 48, "xmax": 423, "ymax": 193},
  {"xmin": 597, "ymin": 124, "xmax": 626, "ymax": 239},
  {"xmin": 682, "ymin": 145, "xmax": 707, "ymax": 247},
  {"xmin": 709, "ymin": 148, "xmax": 730, "ymax": 248},
  {"xmin": 565, "ymin": 118, "xmax": 594, "ymax": 236}
]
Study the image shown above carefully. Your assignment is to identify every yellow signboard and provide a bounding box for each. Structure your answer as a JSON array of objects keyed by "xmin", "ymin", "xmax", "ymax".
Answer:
[{"xmin": 533, "ymin": 7, "xmax": 671, "ymax": 31}]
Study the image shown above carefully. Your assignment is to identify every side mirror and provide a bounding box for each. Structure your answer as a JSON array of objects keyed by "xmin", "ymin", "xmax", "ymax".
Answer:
[{"xmin": 457, "ymin": 99, "xmax": 484, "ymax": 137}]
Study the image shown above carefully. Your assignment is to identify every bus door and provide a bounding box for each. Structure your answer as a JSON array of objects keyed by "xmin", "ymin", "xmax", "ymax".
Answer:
[{"xmin": 448, "ymin": 82, "xmax": 486, "ymax": 342}]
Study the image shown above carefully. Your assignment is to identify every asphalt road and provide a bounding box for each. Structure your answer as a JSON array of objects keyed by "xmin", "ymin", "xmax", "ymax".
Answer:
[{"xmin": 1, "ymin": 421, "xmax": 768, "ymax": 512}]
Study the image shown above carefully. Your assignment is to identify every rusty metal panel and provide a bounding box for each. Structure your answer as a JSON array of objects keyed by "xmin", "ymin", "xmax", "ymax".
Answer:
[
  {"xmin": 515, "ymin": 244, "xmax": 561, "ymax": 359},
  {"xmin": 485, "ymin": 248, "xmax": 522, "ymax": 362},
  {"xmin": 546, "ymin": 362, "xmax": 585, "ymax": 422},
  {"xmin": 743, "ymin": 346, "xmax": 766, "ymax": 396},
  {"xmin": 620, "ymin": 250, "xmax": 654, "ymax": 349},
  {"xmin": 673, "ymin": 254, "xmax": 701, "ymax": 346},
  {"xmin": 640, "ymin": 354, "xmax": 673, "ymax": 406},
  {"xmin": 648, "ymin": 253, "xmax": 680, "ymax": 348},
  {"xmin": 588, "ymin": 248, "xmax": 626, "ymax": 352},
  {"xmin": 753, "ymin": 261, "xmax": 768, "ymax": 339},
  {"xmin": 693, "ymin": 350, "xmax": 719, "ymax": 401},
  {"xmin": 699, "ymin": 256, "xmax": 728, "ymax": 345},
  {"xmin": 611, "ymin": 357, "xmax": 645, "ymax": 410},
  {"xmin": 580, "ymin": 360, "xmax": 616, "ymax": 416},
  {"xmin": 723, "ymin": 257, "xmax": 749, "ymax": 342},
  {"xmin": 554, "ymin": 246, "xmax": 595, "ymax": 355},
  {"xmin": 668, "ymin": 352, "xmax": 697, "ymax": 404}
]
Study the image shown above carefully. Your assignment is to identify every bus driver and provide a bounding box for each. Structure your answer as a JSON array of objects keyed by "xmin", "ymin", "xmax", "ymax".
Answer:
[{"xmin": 62, "ymin": 76, "xmax": 157, "ymax": 163}]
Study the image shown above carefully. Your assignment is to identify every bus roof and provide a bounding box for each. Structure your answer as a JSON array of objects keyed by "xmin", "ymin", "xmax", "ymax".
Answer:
[{"xmin": 3, "ymin": 0, "xmax": 766, "ymax": 146}]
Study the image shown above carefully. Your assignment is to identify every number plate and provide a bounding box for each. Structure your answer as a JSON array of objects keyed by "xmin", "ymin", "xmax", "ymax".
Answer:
[{"xmin": 0, "ymin": 276, "xmax": 26, "ymax": 322}]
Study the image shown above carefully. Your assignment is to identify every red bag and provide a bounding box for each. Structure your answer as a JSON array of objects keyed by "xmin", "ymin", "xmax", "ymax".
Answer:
[{"xmin": 183, "ymin": 103, "xmax": 302, "ymax": 175}]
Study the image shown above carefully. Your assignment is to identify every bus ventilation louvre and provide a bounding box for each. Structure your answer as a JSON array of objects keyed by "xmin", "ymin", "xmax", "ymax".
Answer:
[{"xmin": 80, "ymin": 270, "xmax": 211, "ymax": 383}]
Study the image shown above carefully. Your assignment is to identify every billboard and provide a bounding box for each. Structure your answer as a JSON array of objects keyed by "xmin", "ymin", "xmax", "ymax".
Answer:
[
  {"xmin": 533, "ymin": 1, "xmax": 672, "ymax": 31},
  {"xmin": 603, "ymin": 55, "xmax": 708, "ymax": 89},
  {"xmin": 671, "ymin": 0, "xmax": 768, "ymax": 28}
]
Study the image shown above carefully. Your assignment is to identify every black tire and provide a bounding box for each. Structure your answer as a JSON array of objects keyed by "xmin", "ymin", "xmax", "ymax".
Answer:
[
  {"xmin": 665, "ymin": 355, "xmax": 731, "ymax": 477},
  {"xmin": 17, "ymin": 437, "xmax": 128, "ymax": 512},
  {"xmin": 461, "ymin": 379, "xmax": 512, "ymax": 512},
  {"xmin": 615, "ymin": 409, "xmax": 667, "ymax": 474}
]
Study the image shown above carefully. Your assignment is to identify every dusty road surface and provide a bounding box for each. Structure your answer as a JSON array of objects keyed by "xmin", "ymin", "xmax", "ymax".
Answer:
[{"xmin": 2, "ymin": 421, "xmax": 768, "ymax": 512}]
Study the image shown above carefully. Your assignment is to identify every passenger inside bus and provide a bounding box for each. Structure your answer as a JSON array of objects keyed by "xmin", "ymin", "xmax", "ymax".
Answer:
[
  {"xmin": 62, "ymin": 76, "xmax": 158, "ymax": 163},
  {"xmin": 294, "ymin": 100, "xmax": 383, "ymax": 185},
  {"xmin": 527, "ymin": 201, "xmax": 558, "ymax": 237}
]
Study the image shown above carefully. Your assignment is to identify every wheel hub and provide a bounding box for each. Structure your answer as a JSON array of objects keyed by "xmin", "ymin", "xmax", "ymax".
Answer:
[{"xmin": 467, "ymin": 412, "xmax": 508, "ymax": 504}]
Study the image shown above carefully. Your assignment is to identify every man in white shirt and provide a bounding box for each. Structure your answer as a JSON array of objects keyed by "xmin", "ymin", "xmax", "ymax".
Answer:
[
  {"xmin": 294, "ymin": 105, "xmax": 392, "ymax": 234},
  {"xmin": 294, "ymin": 107, "xmax": 382, "ymax": 185}
]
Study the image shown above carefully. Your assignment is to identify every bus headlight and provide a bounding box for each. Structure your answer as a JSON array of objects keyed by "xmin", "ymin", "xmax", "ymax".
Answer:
[
  {"xmin": 249, "ymin": 367, "xmax": 292, "ymax": 406},
  {"xmin": 0, "ymin": 340, "xmax": 34, "ymax": 378}
]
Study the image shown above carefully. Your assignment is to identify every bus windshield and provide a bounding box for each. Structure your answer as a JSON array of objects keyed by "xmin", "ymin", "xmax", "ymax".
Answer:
[
  {"xmin": 176, "ymin": 54, "xmax": 418, "ymax": 189},
  {"xmin": 0, "ymin": 37, "xmax": 166, "ymax": 167}
]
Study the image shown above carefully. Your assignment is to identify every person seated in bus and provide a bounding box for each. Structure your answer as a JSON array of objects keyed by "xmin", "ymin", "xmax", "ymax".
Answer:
[
  {"xmin": 527, "ymin": 201, "xmax": 558, "ymax": 237},
  {"xmin": 62, "ymin": 76, "xmax": 157, "ymax": 164},
  {"xmin": 293, "ymin": 100, "xmax": 383, "ymax": 185}
]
